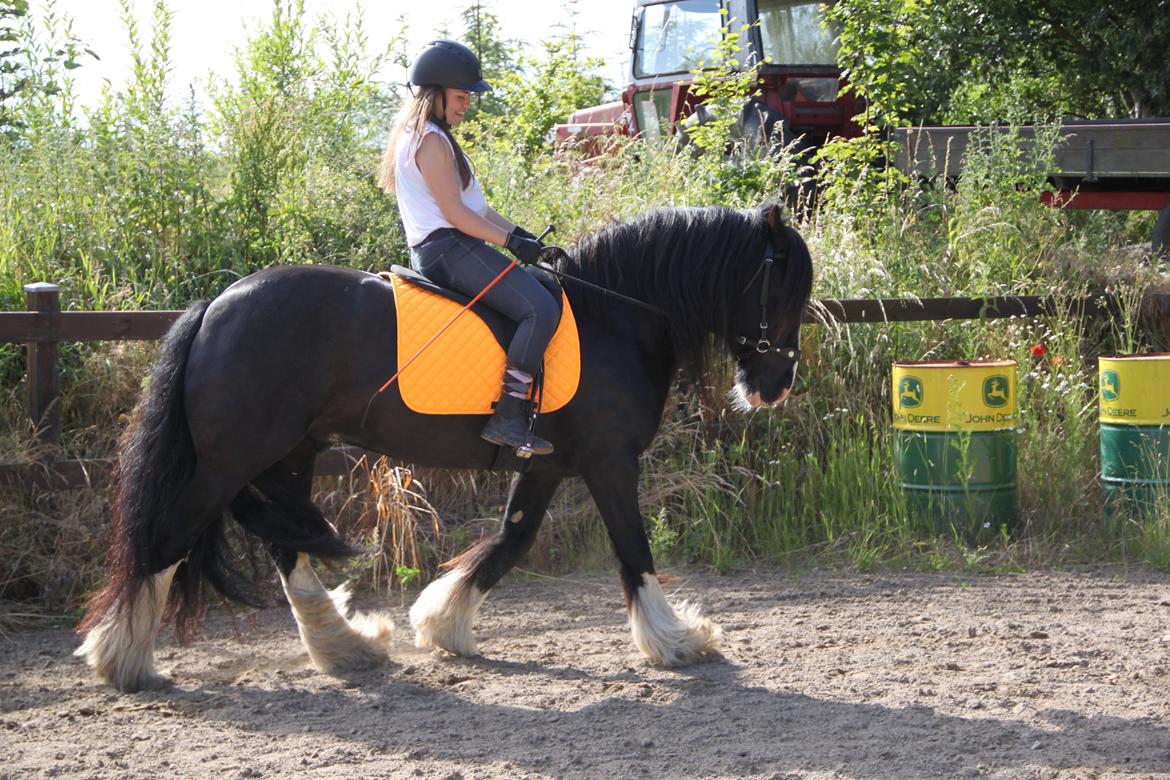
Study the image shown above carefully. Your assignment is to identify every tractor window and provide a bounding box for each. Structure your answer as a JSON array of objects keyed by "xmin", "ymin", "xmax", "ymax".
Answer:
[
  {"xmin": 757, "ymin": 0, "xmax": 839, "ymax": 66},
  {"xmin": 634, "ymin": 0, "xmax": 723, "ymax": 78},
  {"xmin": 632, "ymin": 89, "xmax": 674, "ymax": 142}
]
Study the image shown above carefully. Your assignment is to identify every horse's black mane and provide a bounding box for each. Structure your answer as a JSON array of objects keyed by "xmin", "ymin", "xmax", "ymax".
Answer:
[{"xmin": 558, "ymin": 205, "xmax": 812, "ymax": 379}]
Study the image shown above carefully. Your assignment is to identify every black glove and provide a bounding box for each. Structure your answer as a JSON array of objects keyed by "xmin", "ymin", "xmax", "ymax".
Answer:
[{"xmin": 505, "ymin": 226, "xmax": 543, "ymax": 265}]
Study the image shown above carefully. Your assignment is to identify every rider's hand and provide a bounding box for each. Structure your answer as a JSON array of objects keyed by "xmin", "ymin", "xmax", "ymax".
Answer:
[
  {"xmin": 512, "ymin": 226, "xmax": 541, "ymax": 244},
  {"xmin": 505, "ymin": 226, "xmax": 543, "ymax": 265}
]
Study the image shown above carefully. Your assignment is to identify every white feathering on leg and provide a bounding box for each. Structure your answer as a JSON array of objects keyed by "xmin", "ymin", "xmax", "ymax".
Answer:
[
  {"xmin": 74, "ymin": 562, "xmax": 180, "ymax": 692},
  {"xmin": 628, "ymin": 573, "xmax": 722, "ymax": 667},
  {"xmin": 410, "ymin": 569, "xmax": 487, "ymax": 657},
  {"xmin": 280, "ymin": 554, "xmax": 393, "ymax": 674}
]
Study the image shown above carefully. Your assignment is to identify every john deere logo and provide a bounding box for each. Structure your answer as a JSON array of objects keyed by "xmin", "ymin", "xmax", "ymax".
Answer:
[
  {"xmin": 983, "ymin": 375, "xmax": 1010, "ymax": 408},
  {"xmin": 1101, "ymin": 370, "xmax": 1120, "ymax": 402},
  {"xmin": 898, "ymin": 376, "xmax": 923, "ymax": 408}
]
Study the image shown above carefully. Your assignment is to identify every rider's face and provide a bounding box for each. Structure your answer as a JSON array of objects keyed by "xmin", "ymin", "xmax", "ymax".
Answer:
[{"xmin": 441, "ymin": 89, "xmax": 472, "ymax": 126}]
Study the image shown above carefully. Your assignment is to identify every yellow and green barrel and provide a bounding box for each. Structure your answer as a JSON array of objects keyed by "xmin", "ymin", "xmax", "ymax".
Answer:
[
  {"xmin": 1099, "ymin": 355, "xmax": 1170, "ymax": 513},
  {"xmin": 892, "ymin": 360, "xmax": 1018, "ymax": 537}
]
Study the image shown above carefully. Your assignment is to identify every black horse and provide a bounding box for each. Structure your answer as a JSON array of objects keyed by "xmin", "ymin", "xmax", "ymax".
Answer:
[{"xmin": 75, "ymin": 202, "xmax": 813, "ymax": 692}]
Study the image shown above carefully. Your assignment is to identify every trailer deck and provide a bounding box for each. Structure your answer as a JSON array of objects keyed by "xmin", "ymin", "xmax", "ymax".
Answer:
[
  {"xmin": 893, "ymin": 120, "xmax": 1170, "ymax": 183},
  {"xmin": 891, "ymin": 119, "xmax": 1170, "ymax": 255}
]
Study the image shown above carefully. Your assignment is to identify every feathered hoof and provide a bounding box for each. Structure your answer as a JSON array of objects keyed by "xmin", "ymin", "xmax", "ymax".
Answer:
[
  {"xmin": 411, "ymin": 612, "xmax": 478, "ymax": 657},
  {"xmin": 313, "ymin": 607, "xmax": 396, "ymax": 674},
  {"xmin": 409, "ymin": 571, "xmax": 486, "ymax": 658},
  {"xmin": 283, "ymin": 568, "xmax": 394, "ymax": 675},
  {"xmin": 74, "ymin": 563, "xmax": 179, "ymax": 693},
  {"xmin": 116, "ymin": 667, "xmax": 171, "ymax": 693},
  {"xmin": 629, "ymin": 575, "xmax": 723, "ymax": 668},
  {"xmin": 74, "ymin": 620, "xmax": 172, "ymax": 693}
]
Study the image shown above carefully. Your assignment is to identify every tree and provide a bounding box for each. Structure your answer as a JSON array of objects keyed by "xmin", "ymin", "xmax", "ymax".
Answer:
[
  {"xmin": 830, "ymin": 0, "xmax": 1170, "ymax": 124},
  {"xmin": 968, "ymin": 1, "xmax": 1170, "ymax": 119},
  {"xmin": 0, "ymin": 0, "xmax": 97, "ymax": 135},
  {"xmin": 487, "ymin": 30, "xmax": 606, "ymax": 158},
  {"xmin": 0, "ymin": 0, "xmax": 29, "ymax": 130},
  {"xmin": 460, "ymin": 1, "xmax": 518, "ymax": 120}
]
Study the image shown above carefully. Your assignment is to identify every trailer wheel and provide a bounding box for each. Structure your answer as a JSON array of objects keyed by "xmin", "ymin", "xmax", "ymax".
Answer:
[{"xmin": 1154, "ymin": 204, "xmax": 1170, "ymax": 262}]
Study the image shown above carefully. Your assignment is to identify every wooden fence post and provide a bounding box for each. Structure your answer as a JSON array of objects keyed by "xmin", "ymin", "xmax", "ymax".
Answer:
[{"xmin": 24, "ymin": 282, "xmax": 61, "ymax": 450}]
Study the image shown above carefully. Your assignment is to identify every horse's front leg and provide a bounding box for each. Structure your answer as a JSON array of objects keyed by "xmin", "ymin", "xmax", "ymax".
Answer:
[
  {"xmin": 274, "ymin": 550, "xmax": 394, "ymax": 674},
  {"xmin": 411, "ymin": 471, "xmax": 562, "ymax": 656},
  {"xmin": 583, "ymin": 455, "xmax": 722, "ymax": 667}
]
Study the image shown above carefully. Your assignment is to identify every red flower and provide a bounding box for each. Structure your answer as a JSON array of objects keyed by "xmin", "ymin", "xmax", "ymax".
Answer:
[{"xmin": 1029, "ymin": 343, "xmax": 1047, "ymax": 357}]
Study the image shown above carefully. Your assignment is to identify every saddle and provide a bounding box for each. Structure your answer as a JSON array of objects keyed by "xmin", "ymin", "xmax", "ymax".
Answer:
[{"xmin": 385, "ymin": 265, "xmax": 581, "ymax": 416}]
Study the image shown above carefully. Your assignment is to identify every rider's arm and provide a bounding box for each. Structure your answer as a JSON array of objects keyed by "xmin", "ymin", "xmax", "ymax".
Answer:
[
  {"xmin": 483, "ymin": 206, "xmax": 516, "ymax": 234},
  {"xmin": 415, "ymin": 133, "xmax": 510, "ymax": 246}
]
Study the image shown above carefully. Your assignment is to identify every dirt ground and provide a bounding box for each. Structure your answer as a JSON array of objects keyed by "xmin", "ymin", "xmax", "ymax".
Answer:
[{"xmin": 2, "ymin": 567, "xmax": 1170, "ymax": 780}]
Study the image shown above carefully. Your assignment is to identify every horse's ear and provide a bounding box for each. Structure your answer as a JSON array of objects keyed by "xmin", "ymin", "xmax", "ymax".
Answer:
[
  {"xmin": 763, "ymin": 202, "xmax": 785, "ymax": 231},
  {"xmin": 762, "ymin": 202, "xmax": 788, "ymax": 249}
]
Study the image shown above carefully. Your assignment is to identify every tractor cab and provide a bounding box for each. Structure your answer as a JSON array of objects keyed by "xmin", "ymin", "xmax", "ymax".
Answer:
[{"xmin": 553, "ymin": 0, "xmax": 860, "ymax": 152}]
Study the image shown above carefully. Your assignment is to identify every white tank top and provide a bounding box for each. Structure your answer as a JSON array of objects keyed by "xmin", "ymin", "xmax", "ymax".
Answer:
[{"xmin": 394, "ymin": 120, "xmax": 487, "ymax": 246}]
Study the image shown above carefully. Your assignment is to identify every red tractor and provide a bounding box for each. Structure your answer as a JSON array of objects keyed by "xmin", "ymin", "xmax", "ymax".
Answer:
[{"xmin": 553, "ymin": 0, "xmax": 861, "ymax": 154}]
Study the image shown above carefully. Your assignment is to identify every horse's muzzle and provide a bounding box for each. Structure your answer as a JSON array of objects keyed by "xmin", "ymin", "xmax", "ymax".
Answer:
[{"xmin": 747, "ymin": 388, "xmax": 790, "ymax": 408}]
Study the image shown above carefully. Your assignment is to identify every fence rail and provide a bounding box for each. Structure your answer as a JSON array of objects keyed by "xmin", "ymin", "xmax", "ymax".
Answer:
[
  {"xmin": 4, "ymin": 283, "xmax": 1168, "ymax": 491},
  {"xmin": 0, "ymin": 446, "xmax": 366, "ymax": 491}
]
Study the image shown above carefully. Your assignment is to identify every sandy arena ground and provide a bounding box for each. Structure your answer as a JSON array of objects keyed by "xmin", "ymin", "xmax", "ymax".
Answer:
[{"xmin": 2, "ymin": 567, "xmax": 1169, "ymax": 779}]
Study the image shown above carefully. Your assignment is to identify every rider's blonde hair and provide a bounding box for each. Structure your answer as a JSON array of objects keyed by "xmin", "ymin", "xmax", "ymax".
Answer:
[{"xmin": 378, "ymin": 86, "xmax": 472, "ymax": 192}]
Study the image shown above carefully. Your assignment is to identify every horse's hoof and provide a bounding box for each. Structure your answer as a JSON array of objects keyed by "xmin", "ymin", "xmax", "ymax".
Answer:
[
  {"xmin": 103, "ymin": 669, "xmax": 171, "ymax": 694},
  {"xmin": 134, "ymin": 671, "xmax": 173, "ymax": 692},
  {"xmin": 629, "ymin": 575, "xmax": 723, "ymax": 667},
  {"xmin": 410, "ymin": 572, "xmax": 487, "ymax": 658},
  {"xmin": 301, "ymin": 609, "xmax": 394, "ymax": 676},
  {"xmin": 637, "ymin": 608, "xmax": 722, "ymax": 667},
  {"xmin": 412, "ymin": 615, "xmax": 480, "ymax": 658}
]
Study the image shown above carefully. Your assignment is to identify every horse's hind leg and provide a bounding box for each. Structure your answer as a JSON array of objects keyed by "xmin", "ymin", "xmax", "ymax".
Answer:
[
  {"xmin": 74, "ymin": 561, "xmax": 181, "ymax": 692},
  {"xmin": 241, "ymin": 453, "xmax": 393, "ymax": 674},
  {"xmin": 75, "ymin": 463, "xmax": 241, "ymax": 692},
  {"xmin": 583, "ymin": 456, "xmax": 721, "ymax": 667},
  {"xmin": 411, "ymin": 472, "xmax": 561, "ymax": 656}
]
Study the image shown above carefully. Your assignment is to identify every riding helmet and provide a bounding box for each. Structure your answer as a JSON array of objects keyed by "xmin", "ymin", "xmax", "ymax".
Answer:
[{"xmin": 408, "ymin": 40, "xmax": 492, "ymax": 92}]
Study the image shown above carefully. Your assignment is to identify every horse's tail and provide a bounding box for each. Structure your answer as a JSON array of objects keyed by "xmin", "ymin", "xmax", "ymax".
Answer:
[
  {"xmin": 78, "ymin": 300, "xmax": 210, "ymax": 639},
  {"xmin": 79, "ymin": 296, "xmax": 361, "ymax": 648}
]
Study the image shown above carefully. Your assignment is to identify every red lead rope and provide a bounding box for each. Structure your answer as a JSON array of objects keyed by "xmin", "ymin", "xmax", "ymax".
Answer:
[{"xmin": 376, "ymin": 259, "xmax": 519, "ymax": 394}]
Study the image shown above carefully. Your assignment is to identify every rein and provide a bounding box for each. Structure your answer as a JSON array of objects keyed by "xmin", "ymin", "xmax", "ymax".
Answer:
[{"xmin": 538, "ymin": 248, "xmax": 669, "ymax": 317}]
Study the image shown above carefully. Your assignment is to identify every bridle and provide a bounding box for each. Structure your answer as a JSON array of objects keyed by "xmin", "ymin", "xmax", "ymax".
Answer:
[
  {"xmin": 544, "ymin": 229, "xmax": 802, "ymax": 363},
  {"xmin": 735, "ymin": 235, "xmax": 803, "ymax": 362}
]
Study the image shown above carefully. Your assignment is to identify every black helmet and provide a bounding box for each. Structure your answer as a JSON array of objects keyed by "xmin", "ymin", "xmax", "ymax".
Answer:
[{"xmin": 408, "ymin": 39, "xmax": 492, "ymax": 92}]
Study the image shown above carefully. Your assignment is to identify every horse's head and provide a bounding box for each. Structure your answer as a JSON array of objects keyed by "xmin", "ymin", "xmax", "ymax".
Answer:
[{"xmin": 727, "ymin": 203, "xmax": 813, "ymax": 410}]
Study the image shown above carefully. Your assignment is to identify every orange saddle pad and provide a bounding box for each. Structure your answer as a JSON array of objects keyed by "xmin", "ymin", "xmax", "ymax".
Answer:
[{"xmin": 390, "ymin": 272, "xmax": 581, "ymax": 415}]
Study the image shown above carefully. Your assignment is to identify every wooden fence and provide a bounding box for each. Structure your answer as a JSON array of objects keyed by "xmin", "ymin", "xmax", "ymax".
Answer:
[{"xmin": 3, "ymin": 282, "xmax": 1168, "ymax": 491}]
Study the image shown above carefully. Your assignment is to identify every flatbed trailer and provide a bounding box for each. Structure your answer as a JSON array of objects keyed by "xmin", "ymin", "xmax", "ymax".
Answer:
[{"xmin": 891, "ymin": 119, "xmax": 1170, "ymax": 257}]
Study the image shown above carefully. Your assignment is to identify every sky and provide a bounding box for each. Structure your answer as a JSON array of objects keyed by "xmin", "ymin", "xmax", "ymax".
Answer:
[{"xmin": 32, "ymin": 0, "xmax": 634, "ymax": 108}]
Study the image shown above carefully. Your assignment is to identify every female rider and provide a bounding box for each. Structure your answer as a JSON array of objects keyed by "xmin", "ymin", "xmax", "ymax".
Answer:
[{"xmin": 379, "ymin": 39, "xmax": 558, "ymax": 456}]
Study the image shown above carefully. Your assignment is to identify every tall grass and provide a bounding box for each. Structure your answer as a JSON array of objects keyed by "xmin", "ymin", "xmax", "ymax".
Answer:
[{"xmin": 3, "ymin": 2, "xmax": 1169, "ymax": 626}]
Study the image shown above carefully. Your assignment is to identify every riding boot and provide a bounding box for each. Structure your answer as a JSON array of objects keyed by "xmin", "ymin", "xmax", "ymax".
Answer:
[{"xmin": 481, "ymin": 366, "xmax": 554, "ymax": 456}]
